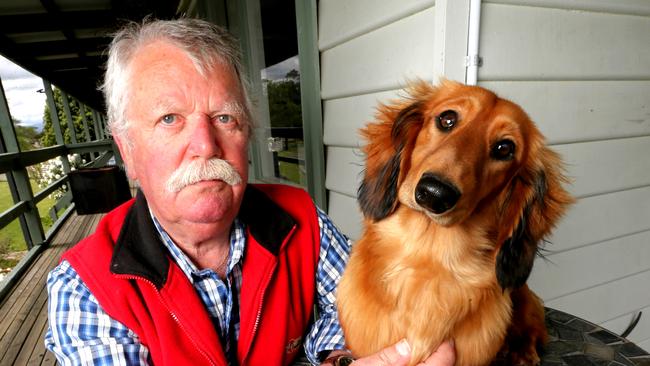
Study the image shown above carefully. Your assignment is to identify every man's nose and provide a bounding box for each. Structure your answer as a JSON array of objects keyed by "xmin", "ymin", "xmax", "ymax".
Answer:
[{"xmin": 187, "ymin": 115, "xmax": 222, "ymax": 158}]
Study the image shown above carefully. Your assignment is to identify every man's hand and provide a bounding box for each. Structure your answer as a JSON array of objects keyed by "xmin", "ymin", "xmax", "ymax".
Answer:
[{"xmin": 352, "ymin": 339, "xmax": 456, "ymax": 366}]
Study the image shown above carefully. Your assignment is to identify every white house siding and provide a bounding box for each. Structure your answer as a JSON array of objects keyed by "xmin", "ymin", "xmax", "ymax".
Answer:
[
  {"xmin": 479, "ymin": 1, "xmax": 650, "ymax": 350},
  {"xmin": 319, "ymin": 0, "xmax": 438, "ymax": 240},
  {"xmin": 318, "ymin": 0, "xmax": 650, "ymax": 351}
]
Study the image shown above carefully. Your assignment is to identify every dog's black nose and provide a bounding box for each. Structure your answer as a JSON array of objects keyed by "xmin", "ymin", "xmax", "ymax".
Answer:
[{"xmin": 414, "ymin": 174, "xmax": 461, "ymax": 214}]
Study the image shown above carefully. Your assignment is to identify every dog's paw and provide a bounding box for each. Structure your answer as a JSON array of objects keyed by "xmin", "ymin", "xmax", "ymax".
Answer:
[{"xmin": 506, "ymin": 348, "xmax": 541, "ymax": 366}]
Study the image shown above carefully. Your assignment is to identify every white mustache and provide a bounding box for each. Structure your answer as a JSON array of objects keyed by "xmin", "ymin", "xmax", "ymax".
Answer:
[{"xmin": 165, "ymin": 158, "xmax": 242, "ymax": 193}]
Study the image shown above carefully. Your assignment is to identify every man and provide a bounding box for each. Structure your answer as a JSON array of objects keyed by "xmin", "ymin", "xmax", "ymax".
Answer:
[{"xmin": 45, "ymin": 18, "xmax": 455, "ymax": 366}]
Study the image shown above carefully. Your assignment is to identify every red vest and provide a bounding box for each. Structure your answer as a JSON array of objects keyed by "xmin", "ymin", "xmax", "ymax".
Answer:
[{"xmin": 63, "ymin": 184, "xmax": 321, "ymax": 365}]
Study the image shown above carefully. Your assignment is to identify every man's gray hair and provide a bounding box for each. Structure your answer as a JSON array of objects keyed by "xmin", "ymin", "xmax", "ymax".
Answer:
[{"xmin": 101, "ymin": 18, "xmax": 253, "ymax": 138}]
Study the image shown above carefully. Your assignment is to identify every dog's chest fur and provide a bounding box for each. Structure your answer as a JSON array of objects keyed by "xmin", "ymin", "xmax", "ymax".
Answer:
[{"xmin": 338, "ymin": 209, "xmax": 513, "ymax": 365}]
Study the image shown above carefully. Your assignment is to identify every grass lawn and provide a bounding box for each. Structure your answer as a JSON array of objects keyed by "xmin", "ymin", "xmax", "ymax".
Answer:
[
  {"xmin": 277, "ymin": 139, "xmax": 305, "ymax": 185},
  {"xmin": 0, "ymin": 179, "xmax": 60, "ymax": 255},
  {"xmin": 278, "ymin": 161, "xmax": 303, "ymax": 184}
]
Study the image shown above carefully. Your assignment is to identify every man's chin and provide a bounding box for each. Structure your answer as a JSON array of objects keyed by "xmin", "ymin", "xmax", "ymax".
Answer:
[{"xmin": 179, "ymin": 191, "xmax": 239, "ymax": 224}]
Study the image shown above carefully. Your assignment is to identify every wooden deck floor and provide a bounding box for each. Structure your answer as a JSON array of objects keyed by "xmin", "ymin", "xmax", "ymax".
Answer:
[{"xmin": 0, "ymin": 212, "xmax": 104, "ymax": 366}]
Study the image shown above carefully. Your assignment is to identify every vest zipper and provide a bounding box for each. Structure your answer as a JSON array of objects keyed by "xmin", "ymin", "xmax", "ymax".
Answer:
[
  {"xmin": 241, "ymin": 262, "xmax": 276, "ymax": 365},
  {"xmin": 115, "ymin": 274, "xmax": 218, "ymax": 366},
  {"xmin": 252, "ymin": 269, "xmax": 273, "ymax": 335}
]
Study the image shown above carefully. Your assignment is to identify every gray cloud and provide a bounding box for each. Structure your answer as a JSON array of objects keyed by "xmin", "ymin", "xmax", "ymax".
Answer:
[
  {"xmin": 261, "ymin": 55, "xmax": 299, "ymax": 81},
  {"xmin": 0, "ymin": 54, "xmax": 47, "ymax": 129}
]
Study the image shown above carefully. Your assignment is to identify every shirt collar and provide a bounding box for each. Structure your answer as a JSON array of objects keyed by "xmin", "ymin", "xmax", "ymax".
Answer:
[{"xmin": 149, "ymin": 210, "xmax": 247, "ymax": 282}]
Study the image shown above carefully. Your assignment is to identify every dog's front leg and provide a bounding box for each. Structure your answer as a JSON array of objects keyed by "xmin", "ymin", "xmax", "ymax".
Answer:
[{"xmin": 498, "ymin": 285, "xmax": 547, "ymax": 365}]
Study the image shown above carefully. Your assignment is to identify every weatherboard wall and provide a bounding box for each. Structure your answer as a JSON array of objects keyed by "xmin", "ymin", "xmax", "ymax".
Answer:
[{"xmin": 318, "ymin": 0, "xmax": 650, "ymax": 350}]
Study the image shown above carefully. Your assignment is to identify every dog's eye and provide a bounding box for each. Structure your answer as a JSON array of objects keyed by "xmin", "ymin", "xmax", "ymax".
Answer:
[
  {"xmin": 491, "ymin": 140, "xmax": 516, "ymax": 161},
  {"xmin": 436, "ymin": 110, "xmax": 458, "ymax": 132}
]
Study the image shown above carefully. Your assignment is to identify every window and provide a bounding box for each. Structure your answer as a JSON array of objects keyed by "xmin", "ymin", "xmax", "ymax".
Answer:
[
  {"xmin": 262, "ymin": 56, "xmax": 305, "ymax": 186},
  {"xmin": 186, "ymin": 0, "xmax": 325, "ymax": 207}
]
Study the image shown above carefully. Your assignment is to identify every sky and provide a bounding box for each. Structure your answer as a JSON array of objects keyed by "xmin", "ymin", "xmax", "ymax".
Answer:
[
  {"xmin": 261, "ymin": 55, "xmax": 299, "ymax": 81},
  {"xmin": 0, "ymin": 54, "xmax": 47, "ymax": 131}
]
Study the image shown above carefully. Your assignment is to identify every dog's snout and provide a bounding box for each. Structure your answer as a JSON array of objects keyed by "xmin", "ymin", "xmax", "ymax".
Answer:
[{"xmin": 414, "ymin": 174, "xmax": 461, "ymax": 214}]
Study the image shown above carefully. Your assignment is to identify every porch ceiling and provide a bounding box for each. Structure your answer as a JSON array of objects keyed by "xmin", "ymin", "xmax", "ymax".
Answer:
[{"xmin": 0, "ymin": 0, "xmax": 180, "ymax": 111}]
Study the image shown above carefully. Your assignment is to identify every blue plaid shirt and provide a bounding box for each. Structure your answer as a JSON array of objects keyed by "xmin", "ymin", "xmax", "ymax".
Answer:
[{"xmin": 45, "ymin": 206, "xmax": 350, "ymax": 365}]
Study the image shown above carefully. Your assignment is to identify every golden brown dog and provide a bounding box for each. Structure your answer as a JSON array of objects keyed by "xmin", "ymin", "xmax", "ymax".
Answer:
[{"xmin": 337, "ymin": 80, "xmax": 574, "ymax": 365}]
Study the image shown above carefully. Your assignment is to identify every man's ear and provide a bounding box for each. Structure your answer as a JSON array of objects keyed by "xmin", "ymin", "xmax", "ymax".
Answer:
[{"xmin": 113, "ymin": 134, "xmax": 136, "ymax": 181}]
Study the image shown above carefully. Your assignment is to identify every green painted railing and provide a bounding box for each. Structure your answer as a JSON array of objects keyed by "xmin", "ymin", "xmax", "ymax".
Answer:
[{"xmin": 0, "ymin": 76, "xmax": 119, "ymax": 300}]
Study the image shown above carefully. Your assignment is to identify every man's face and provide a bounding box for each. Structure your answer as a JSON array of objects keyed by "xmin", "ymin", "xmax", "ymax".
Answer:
[{"xmin": 116, "ymin": 41, "xmax": 249, "ymax": 239}]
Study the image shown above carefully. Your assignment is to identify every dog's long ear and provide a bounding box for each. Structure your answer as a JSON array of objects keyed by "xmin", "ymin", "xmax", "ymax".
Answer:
[
  {"xmin": 358, "ymin": 101, "xmax": 423, "ymax": 221},
  {"xmin": 496, "ymin": 145, "xmax": 574, "ymax": 290}
]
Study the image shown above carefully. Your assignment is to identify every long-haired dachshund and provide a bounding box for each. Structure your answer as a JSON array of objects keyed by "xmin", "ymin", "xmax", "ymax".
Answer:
[{"xmin": 337, "ymin": 80, "xmax": 574, "ymax": 365}]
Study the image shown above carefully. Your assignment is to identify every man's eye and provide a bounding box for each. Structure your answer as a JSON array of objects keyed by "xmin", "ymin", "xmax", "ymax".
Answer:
[
  {"xmin": 161, "ymin": 114, "xmax": 177, "ymax": 125},
  {"xmin": 216, "ymin": 114, "xmax": 233, "ymax": 124}
]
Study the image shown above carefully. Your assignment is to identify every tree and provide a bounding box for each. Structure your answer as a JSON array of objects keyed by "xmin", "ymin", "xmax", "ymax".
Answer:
[
  {"xmin": 14, "ymin": 122, "xmax": 41, "ymax": 151},
  {"xmin": 37, "ymin": 87, "xmax": 95, "ymax": 196},
  {"xmin": 265, "ymin": 70, "xmax": 302, "ymax": 129},
  {"xmin": 41, "ymin": 87, "xmax": 96, "ymax": 147}
]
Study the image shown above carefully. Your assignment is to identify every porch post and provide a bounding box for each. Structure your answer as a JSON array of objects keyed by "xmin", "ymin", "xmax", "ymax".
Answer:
[{"xmin": 0, "ymin": 78, "xmax": 45, "ymax": 248}]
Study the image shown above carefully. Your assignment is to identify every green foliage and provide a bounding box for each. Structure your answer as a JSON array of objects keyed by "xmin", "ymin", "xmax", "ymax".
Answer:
[
  {"xmin": 14, "ymin": 123, "xmax": 41, "ymax": 151},
  {"xmin": 2, "ymin": 116, "xmax": 42, "ymax": 152},
  {"xmin": 41, "ymin": 87, "xmax": 96, "ymax": 147},
  {"xmin": 0, "ymin": 237, "xmax": 10, "ymax": 257},
  {"xmin": 265, "ymin": 70, "xmax": 302, "ymax": 128},
  {"xmin": 0, "ymin": 237, "xmax": 19, "ymax": 269}
]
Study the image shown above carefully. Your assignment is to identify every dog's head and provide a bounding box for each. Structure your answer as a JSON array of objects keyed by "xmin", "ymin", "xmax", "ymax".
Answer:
[{"xmin": 358, "ymin": 80, "xmax": 573, "ymax": 289}]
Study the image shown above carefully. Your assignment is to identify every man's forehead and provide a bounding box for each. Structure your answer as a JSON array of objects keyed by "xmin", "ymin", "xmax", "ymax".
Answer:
[
  {"xmin": 126, "ymin": 47, "xmax": 244, "ymax": 106},
  {"xmin": 127, "ymin": 40, "xmax": 226, "ymax": 80}
]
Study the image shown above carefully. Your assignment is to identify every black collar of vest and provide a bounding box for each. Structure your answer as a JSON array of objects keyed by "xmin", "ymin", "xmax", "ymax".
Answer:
[{"xmin": 110, "ymin": 185, "xmax": 297, "ymax": 288}]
